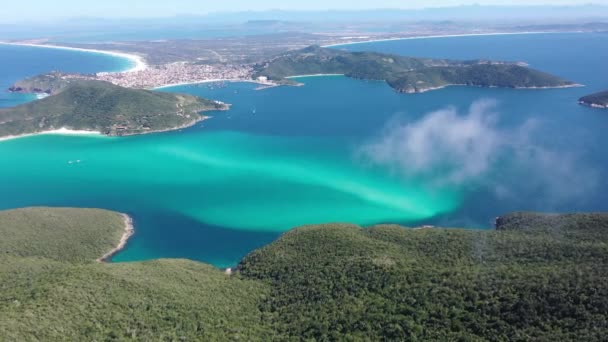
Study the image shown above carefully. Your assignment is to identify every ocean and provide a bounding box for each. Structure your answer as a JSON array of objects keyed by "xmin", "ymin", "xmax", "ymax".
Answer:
[
  {"xmin": 0, "ymin": 33, "xmax": 607, "ymax": 267},
  {"xmin": 0, "ymin": 44, "xmax": 133, "ymax": 107}
]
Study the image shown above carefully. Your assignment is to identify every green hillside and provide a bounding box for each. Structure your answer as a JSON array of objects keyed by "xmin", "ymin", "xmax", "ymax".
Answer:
[
  {"xmin": 0, "ymin": 80, "xmax": 229, "ymax": 138},
  {"xmin": 0, "ymin": 207, "xmax": 125, "ymax": 263},
  {"xmin": 579, "ymin": 90, "xmax": 608, "ymax": 108},
  {"xmin": 8, "ymin": 72, "xmax": 74, "ymax": 95},
  {"xmin": 1, "ymin": 207, "xmax": 607, "ymax": 340},
  {"xmin": 239, "ymin": 214, "xmax": 608, "ymax": 341},
  {"xmin": 0, "ymin": 208, "xmax": 271, "ymax": 340},
  {"xmin": 254, "ymin": 46, "xmax": 575, "ymax": 93}
]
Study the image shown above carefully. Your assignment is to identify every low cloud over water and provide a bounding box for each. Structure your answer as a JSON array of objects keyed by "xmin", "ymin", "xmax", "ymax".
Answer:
[{"xmin": 359, "ymin": 100, "xmax": 598, "ymax": 204}]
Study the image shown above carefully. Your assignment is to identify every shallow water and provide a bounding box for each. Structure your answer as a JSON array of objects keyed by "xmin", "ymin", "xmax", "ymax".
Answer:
[{"xmin": 1, "ymin": 33, "xmax": 607, "ymax": 267}]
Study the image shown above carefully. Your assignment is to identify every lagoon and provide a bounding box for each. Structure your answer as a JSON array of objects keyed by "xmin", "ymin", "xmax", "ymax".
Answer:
[{"xmin": 1, "ymin": 33, "xmax": 607, "ymax": 267}]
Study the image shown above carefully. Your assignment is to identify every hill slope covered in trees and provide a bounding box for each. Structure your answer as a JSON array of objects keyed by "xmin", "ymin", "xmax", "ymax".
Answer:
[
  {"xmin": 579, "ymin": 90, "xmax": 608, "ymax": 108},
  {"xmin": 1, "ymin": 207, "xmax": 607, "ymax": 340},
  {"xmin": 254, "ymin": 45, "xmax": 576, "ymax": 93},
  {"xmin": 0, "ymin": 80, "xmax": 228, "ymax": 138}
]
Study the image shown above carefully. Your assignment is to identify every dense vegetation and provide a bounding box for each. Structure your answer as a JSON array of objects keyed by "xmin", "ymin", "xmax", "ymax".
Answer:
[
  {"xmin": 0, "ymin": 207, "xmax": 125, "ymax": 263},
  {"xmin": 1, "ymin": 207, "xmax": 607, "ymax": 340},
  {"xmin": 254, "ymin": 45, "xmax": 574, "ymax": 93},
  {"xmin": 579, "ymin": 90, "xmax": 608, "ymax": 108},
  {"xmin": 0, "ymin": 79, "xmax": 229, "ymax": 137},
  {"xmin": 8, "ymin": 72, "xmax": 75, "ymax": 95},
  {"xmin": 239, "ymin": 213, "xmax": 608, "ymax": 341},
  {"xmin": 0, "ymin": 207, "xmax": 271, "ymax": 340}
]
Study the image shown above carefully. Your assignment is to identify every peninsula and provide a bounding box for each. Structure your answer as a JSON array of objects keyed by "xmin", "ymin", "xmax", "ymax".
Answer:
[
  {"xmin": 253, "ymin": 46, "xmax": 576, "ymax": 93},
  {"xmin": 579, "ymin": 90, "xmax": 608, "ymax": 109},
  {"xmin": 0, "ymin": 79, "xmax": 229, "ymax": 138},
  {"xmin": 1, "ymin": 207, "xmax": 607, "ymax": 340}
]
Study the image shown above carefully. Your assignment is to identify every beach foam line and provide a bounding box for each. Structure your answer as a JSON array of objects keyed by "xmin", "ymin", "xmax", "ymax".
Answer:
[
  {"xmin": 323, "ymin": 31, "xmax": 582, "ymax": 47},
  {"xmin": 0, "ymin": 128, "xmax": 103, "ymax": 142},
  {"xmin": 0, "ymin": 41, "xmax": 147, "ymax": 73}
]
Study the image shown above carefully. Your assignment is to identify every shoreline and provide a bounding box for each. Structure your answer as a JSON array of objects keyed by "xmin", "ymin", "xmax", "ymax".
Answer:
[
  {"xmin": 0, "ymin": 41, "xmax": 147, "ymax": 73},
  {"xmin": 153, "ymin": 79, "xmax": 234, "ymax": 90},
  {"xmin": 97, "ymin": 214, "xmax": 134, "ymax": 263},
  {"xmin": 153, "ymin": 78, "xmax": 276, "ymax": 90},
  {"xmin": 0, "ymin": 116, "xmax": 213, "ymax": 143},
  {"xmin": 0, "ymin": 128, "xmax": 103, "ymax": 143},
  {"xmin": 399, "ymin": 82, "xmax": 583, "ymax": 94},
  {"xmin": 118, "ymin": 114, "xmax": 213, "ymax": 137},
  {"xmin": 286, "ymin": 74, "xmax": 345, "ymax": 79},
  {"xmin": 323, "ymin": 31, "xmax": 580, "ymax": 48}
]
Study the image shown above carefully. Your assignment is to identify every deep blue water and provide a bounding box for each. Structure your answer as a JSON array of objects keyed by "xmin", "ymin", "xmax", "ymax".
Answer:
[
  {"xmin": 167, "ymin": 32, "xmax": 608, "ymax": 228},
  {"xmin": 0, "ymin": 44, "xmax": 133, "ymax": 107},
  {"xmin": 1, "ymin": 33, "xmax": 607, "ymax": 267}
]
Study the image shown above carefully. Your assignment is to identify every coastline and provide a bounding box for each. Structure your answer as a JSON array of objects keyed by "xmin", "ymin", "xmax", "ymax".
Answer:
[
  {"xmin": 153, "ymin": 79, "xmax": 233, "ymax": 90},
  {"xmin": 579, "ymin": 101, "xmax": 608, "ymax": 109},
  {"xmin": 97, "ymin": 214, "xmax": 134, "ymax": 263},
  {"xmin": 323, "ymin": 31, "xmax": 580, "ymax": 48},
  {"xmin": 118, "ymin": 114, "xmax": 213, "ymax": 137},
  {"xmin": 153, "ymin": 78, "xmax": 276, "ymax": 90},
  {"xmin": 0, "ymin": 116, "xmax": 213, "ymax": 143},
  {"xmin": 399, "ymin": 82, "xmax": 583, "ymax": 94},
  {"xmin": 0, "ymin": 128, "xmax": 103, "ymax": 143},
  {"xmin": 286, "ymin": 74, "xmax": 345, "ymax": 79},
  {"xmin": 0, "ymin": 41, "xmax": 147, "ymax": 73}
]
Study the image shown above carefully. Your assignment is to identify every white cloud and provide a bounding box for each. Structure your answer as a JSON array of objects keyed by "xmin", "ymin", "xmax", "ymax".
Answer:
[
  {"xmin": 359, "ymin": 99, "xmax": 501, "ymax": 185},
  {"xmin": 358, "ymin": 100, "xmax": 597, "ymax": 203}
]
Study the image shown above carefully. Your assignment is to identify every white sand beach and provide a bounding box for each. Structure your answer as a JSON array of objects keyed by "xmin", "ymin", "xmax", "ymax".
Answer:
[
  {"xmin": 0, "ymin": 128, "xmax": 103, "ymax": 142},
  {"xmin": 0, "ymin": 41, "xmax": 147, "ymax": 73}
]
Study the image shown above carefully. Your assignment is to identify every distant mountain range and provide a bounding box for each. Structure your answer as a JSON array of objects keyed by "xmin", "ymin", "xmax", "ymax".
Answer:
[{"xmin": 0, "ymin": 5, "xmax": 607, "ymax": 42}]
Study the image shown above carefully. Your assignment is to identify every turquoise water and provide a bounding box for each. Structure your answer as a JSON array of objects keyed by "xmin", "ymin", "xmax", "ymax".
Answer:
[{"xmin": 1, "ymin": 33, "xmax": 607, "ymax": 267}]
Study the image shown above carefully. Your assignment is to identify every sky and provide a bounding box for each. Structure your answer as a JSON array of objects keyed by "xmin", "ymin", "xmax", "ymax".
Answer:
[{"xmin": 1, "ymin": 0, "xmax": 606, "ymax": 22}]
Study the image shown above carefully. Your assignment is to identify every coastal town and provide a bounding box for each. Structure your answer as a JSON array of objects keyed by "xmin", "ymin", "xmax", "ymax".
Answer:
[{"xmin": 95, "ymin": 62, "xmax": 258, "ymax": 89}]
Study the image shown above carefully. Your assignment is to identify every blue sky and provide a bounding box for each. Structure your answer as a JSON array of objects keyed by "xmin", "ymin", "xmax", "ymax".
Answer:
[{"xmin": 1, "ymin": 0, "xmax": 603, "ymax": 22}]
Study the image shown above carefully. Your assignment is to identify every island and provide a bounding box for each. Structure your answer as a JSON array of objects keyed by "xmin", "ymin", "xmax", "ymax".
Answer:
[
  {"xmin": 0, "ymin": 79, "xmax": 229, "ymax": 138},
  {"xmin": 253, "ymin": 45, "xmax": 576, "ymax": 93},
  {"xmin": 579, "ymin": 90, "xmax": 608, "ymax": 109},
  {"xmin": 1, "ymin": 207, "xmax": 607, "ymax": 340}
]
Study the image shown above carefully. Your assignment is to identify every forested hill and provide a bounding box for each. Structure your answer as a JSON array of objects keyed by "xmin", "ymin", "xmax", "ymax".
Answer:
[
  {"xmin": 1, "ymin": 207, "xmax": 607, "ymax": 340},
  {"xmin": 239, "ymin": 212, "xmax": 608, "ymax": 340},
  {"xmin": 579, "ymin": 90, "xmax": 608, "ymax": 108},
  {"xmin": 254, "ymin": 45, "xmax": 576, "ymax": 93},
  {"xmin": 0, "ymin": 80, "xmax": 229, "ymax": 138}
]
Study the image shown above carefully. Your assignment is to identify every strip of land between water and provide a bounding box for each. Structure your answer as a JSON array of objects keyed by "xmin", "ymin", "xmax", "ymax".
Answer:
[{"xmin": 97, "ymin": 214, "xmax": 135, "ymax": 263}]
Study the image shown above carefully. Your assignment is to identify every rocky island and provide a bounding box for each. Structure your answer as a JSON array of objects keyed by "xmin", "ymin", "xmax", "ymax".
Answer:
[
  {"xmin": 0, "ymin": 79, "xmax": 229, "ymax": 138},
  {"xmin": 254, "ymin": 45, "xmax": 576, "ymax": 93},
  {"xmin": 8, "ymin": 71, "xmax": 81, "ymax": 95},
  {"xmin": 579, "ymin": 90, "xmax": 608, "ymax": 109}
]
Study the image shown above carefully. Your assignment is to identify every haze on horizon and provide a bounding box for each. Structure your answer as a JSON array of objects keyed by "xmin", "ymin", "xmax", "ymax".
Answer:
[{"xmin": 1, "ymin": 0, "xmax": 607, "ymax": 23}]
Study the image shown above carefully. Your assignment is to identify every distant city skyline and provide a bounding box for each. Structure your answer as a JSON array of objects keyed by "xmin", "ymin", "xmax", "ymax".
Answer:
[{"xmin": 1, "ymin": 1, "xmax": 607, "ymax": 23}]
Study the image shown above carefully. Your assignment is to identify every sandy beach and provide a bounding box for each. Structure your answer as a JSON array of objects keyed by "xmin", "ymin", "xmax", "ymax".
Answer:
[
  {"xmin": 323, "ymin": 31, "xmax": 577, "ymax": 47},
  {"xmin": 0, "ymin": 41, "xmax": 147, "ymax": 73},
  {"xmin": 97, "ymin": 214, "xmax": 135, "ymax": 263},
  {"xmin": 0, "ymin": 128, "xmax": 103, "ymax": 142}
]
